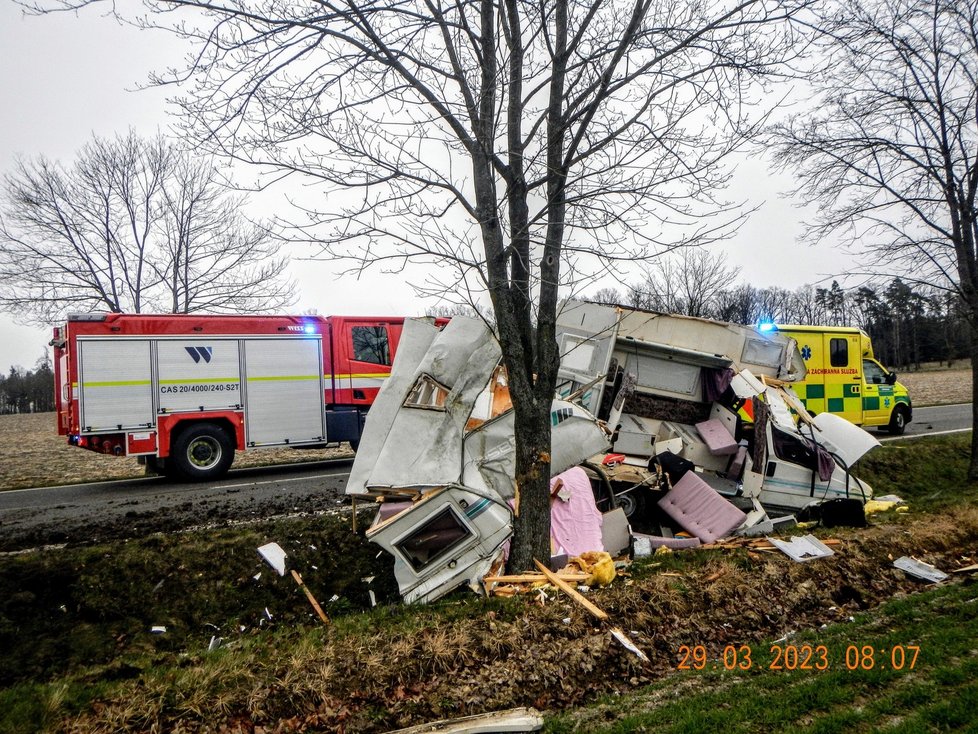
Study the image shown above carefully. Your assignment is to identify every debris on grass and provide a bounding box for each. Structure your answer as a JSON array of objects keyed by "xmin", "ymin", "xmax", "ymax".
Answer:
[
  {"xmin": 382, "ymin": 706, "xmax": 544, "ymax": 733},
  {"xmin": 893, "ymin": 556, "xmax": 948, "ymax": 583},
  {"xmin": 767, "ymin": 534, "xmax": 836, "ymax": 562},
  {"xmin": 257, "ymin": 542, "xmax": 287, "ymax": 576},
  {"xmin": 610, "ymin": 627, "xmax": 650, "ymax": 663}
]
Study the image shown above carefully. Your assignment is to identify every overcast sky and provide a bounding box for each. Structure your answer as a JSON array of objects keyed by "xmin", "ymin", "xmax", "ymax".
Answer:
[{"xmin": 0, "ymin": 3, "xmax": 849, "ymax": 374}]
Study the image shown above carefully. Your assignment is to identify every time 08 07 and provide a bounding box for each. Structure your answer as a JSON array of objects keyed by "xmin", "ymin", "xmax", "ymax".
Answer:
[{"xmin": 677, "ymin": 644, "xmax": 921, "ymax": 671}]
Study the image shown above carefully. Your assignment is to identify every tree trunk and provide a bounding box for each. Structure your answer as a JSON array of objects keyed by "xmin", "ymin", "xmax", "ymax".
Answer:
[
  {"xmin": 506, "ymin": 397, "xmax": 553, "ymax": 573},
  {"xmin": 969, "ymin": 327, "xmax": 978, "ymax": 481}
]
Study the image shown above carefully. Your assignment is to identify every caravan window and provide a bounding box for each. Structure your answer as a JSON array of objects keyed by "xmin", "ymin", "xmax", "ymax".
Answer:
[
  {"xmin": 829, "ymin": 338, "xmax": 849, "ymax": 367},
  {"xmin": 394, "ymin": 506, "xmax": 474, "ymax": 571}
]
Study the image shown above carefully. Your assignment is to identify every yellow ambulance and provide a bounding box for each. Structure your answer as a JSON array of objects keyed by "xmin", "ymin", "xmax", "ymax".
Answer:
[{"xmin": 769, "ymin": 324, "xmax": 913, "ymax": 434}]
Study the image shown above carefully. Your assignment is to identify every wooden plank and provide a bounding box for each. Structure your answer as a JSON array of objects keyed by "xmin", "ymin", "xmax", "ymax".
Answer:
[
  {"xmin": 291, "ymin": 570, "xmax": 330, "ymax": 626},
  {"xmin": 533, "ymin": 559, "xmax": 609, "ymax": 621}
]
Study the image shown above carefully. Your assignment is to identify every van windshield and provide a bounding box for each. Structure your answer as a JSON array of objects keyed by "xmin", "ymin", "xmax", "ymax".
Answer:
[{"xmin": 863, "ymin": 360, "xmax": 888, "ymax": 385}]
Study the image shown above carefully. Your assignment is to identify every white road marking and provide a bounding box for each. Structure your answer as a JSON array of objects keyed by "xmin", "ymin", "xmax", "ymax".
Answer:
[
  {"xmin": 219, "ymin": 471, "xmax": 350, "ymax": 489},
  {"xmin": 880, "ymin": 427, "xmax": 971, "ymax": 442}
]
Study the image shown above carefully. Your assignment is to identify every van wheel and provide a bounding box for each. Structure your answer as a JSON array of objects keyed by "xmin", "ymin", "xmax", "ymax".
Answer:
[
  {"xmin": 171, "ymin": 423, "xmax": 234, "ymax": 481},
  {"xmin": 888, "ymin": 407, "xmax": 908, "ymax": 435}
]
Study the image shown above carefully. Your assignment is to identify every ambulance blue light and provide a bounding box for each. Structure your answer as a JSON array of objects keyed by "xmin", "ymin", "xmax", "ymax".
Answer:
[
  {"xmin": 758, "ymin": 321, "xmax": 776, "ymax": 332},
  {"xmin": 303, "ymin": 324, "xmax": 316, "ymax": 334}
]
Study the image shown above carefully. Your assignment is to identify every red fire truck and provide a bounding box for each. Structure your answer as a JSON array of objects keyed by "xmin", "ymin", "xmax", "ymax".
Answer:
[{"xmin": 51, "ymin": 312, "xmax": 438, "ymax": 481}]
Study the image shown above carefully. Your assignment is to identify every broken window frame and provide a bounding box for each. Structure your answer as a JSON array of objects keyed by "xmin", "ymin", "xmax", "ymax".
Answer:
[
  {"xmin": 392, "ymin": 504, "xmax": 477, "ymax": 573},
  {"xmin": 465, "ymin": 364, "xmax": 513, "ymax": 432},
  {"xmin": 403, "ymin": 374, "xmax": 451, "ymax": 410}
]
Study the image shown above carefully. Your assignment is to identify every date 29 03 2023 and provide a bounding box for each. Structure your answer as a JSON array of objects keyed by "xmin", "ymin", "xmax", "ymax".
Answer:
[{"xmin": 676, "ymin": 644, "xmax": 922, "ymax": 672}]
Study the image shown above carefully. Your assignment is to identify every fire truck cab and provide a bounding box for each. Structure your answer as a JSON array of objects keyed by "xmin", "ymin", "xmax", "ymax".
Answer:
[{"xmin": 51, "ymin": 313, "xmax": 426, "ymax": 481}]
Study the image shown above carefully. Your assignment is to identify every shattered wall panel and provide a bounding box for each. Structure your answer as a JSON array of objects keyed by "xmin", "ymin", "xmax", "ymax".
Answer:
[
  {"xmin": 346, "ymin": 318, "xmax": 440, "ymax": 495},
  {"xmin": 361, "ymin": 317, "xmax": 501, "ymax": 492}
]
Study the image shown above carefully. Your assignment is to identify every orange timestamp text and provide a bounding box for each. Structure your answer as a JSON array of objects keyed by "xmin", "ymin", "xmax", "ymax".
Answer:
[{"xmin": 676, "ymin": 643, "xmax": 921, "ymax": 672}]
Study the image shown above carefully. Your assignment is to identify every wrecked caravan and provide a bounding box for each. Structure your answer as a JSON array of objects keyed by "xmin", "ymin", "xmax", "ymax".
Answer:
[
  {"xmin": 346, "ymin": 316, "xmax": 611, "ymax": 603},
  {"xmin": 555, "ymin": 300, "xmax": 878, "ymax": 518}
]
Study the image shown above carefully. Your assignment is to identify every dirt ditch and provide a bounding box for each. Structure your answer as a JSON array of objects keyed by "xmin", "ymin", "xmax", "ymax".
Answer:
[{"xmin": 3, "ymin": 506, "xmax": 975, "ymax": 733}]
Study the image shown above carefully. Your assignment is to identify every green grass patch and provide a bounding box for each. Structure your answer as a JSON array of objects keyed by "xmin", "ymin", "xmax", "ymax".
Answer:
[
  {"xmin": 545, "ymin": 581, "xmax": 978, "ymax": 733},
  {"xmin": 857, "ymin": 433, "xmax": 978, "ymax": 512}
]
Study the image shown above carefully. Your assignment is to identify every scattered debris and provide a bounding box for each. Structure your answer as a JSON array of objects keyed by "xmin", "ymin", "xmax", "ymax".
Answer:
[
  {"xmin": 864, "ymin": 497, "xmax": 906, "ymax": 515},
  {"xmin": 150, "ymin": 625, "xmax": 166, "ymax": 634},
  {"xmin": 257, "ymin": 542, "xmax": 287, "ymax": 576},
  {"xmin": 347, "ymin": 316, "xmax": 611, "ymax": 604},
  {"xmin": 208, "ymin": 635, "xmax": 222, "ymax": 652},
  {"xmin": 534, "ymin": 559, "xmax": 609, "ymax": 621},
  {"xmin": 952, "ymin": 563, "xmax": 978, "ymax": 574},
  {"xmin": 610, "ymin": 627, "xmax": 649, "ymax": 662},
  {"xmin": 894, "ymin": 556, "xmax": 948, "ymax": 583},
  {"xmin": 556, "ymin": 299, "xmax": 879, "ymax": 517},
  {"xmin": 381, "ymin": 706, "xmax": 543, "ymax": 733},
  {"xmin": 291, "ymin": 570, "xmax": 330, "ymax": 626},
  {"xmin": 564, "ymin": 551, "xmax": 616, "ymax": 587},
  {"xmin": 768, "ymin": 535, "xmax": 836, "ymax": 562}
]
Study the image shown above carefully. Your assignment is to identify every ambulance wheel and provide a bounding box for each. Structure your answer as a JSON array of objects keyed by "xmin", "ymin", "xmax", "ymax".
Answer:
[
  {"xmin": 888, "ymin": 407, "xmax": 908, "ymax": 436},
  {"xmin": 171, "ymin": 423, "xmax": 234, "ymax": 481}
]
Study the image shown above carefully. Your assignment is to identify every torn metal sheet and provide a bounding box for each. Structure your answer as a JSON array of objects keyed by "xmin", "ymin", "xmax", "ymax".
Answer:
[
  {"xmin": 346, "ymin": 318, "xmax": 441, "ymax": 496},
  {"xmin": 460, "ymin": 399, "xmax": 610, "ymax": 500},
  {"xmin": 367, "ymin": 485, "xmax": 513, "ymax": 604},
  {"xmin": 382, "ymin": 706, "xmax": 544, "ymax": 734},
  {"xmin": 353, "ymin": 316, "xmax": 503, "ymax": 493},
  {"xmin": 809, "ymin": 412, "xmax": 881, "ymax": 467},
  {"xmin": 894, "ymin": 556, "xmax": 948, "ymax": 583},
  {"xmin": 348, "ymin": 314, "xmax": 611, "ymax": 603}
]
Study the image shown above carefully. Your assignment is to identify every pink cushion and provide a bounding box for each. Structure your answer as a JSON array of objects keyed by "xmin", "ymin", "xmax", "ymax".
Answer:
[
  {"xmin": 695, "ymin": 419, "xmax": 738, "ymax": 456},
  {"xmin": 657, "ymin": 472, "xmax": 747, "ymax": 543}
]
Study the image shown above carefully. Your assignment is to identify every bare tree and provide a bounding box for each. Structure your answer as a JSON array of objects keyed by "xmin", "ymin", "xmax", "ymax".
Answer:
[
  {"xmin": 40, "ymin": 0, "xmax": 806, "ymax": 570},
  {"xmin": 713, "ymin": 283, "xmax": 763, "ymax": 324},
  {"xmin": 630, "ymin": 248, "xmax": 742, "ymax": 317},
  {"xmin": 771, "ymin": 0, "xmax": 978, "ymax": 475},
  {"xmin": 0, "ymin": 131, "xmax": 294, "ymax": 323}
]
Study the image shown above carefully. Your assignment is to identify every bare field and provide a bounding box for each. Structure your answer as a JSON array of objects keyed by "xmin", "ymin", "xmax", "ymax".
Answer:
[
  {"xmin": 0, "ymin": 367, "xmax": 969, "ymax": 491},
  {"xmin": 897, "ymin": 367, "xmax": 972, "ymax": 406},
  {"xmin": 0, "ymin": 412, "xmax": 352, "ymax": 491}
]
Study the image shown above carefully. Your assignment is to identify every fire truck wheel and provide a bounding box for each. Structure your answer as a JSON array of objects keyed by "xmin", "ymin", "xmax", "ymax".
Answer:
[{"xmin": 171, "ymin": 423, "xmax": 234, "ymax": 481}]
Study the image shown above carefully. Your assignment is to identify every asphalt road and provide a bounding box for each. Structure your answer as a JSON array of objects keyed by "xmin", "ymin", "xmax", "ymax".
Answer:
[
  {"xmin": 881, "ymin": 402, "xmax": 972, "ymax": 441},
  {"xmin": 0, "ymin": 458, "xmax": 355, "ymax": 551},
  {"xmin": 0, "ymin": 402, "xmax": 970, "ymax": 551}
]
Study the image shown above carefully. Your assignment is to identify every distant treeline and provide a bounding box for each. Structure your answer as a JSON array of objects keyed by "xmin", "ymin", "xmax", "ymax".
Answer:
[
  {"xmin": 595, "ymin": 276, "xmax": 970, "ymax": 371},
  {"xmin": 0, "ymin": 360, "xmax": 55, "ymax": 415}
]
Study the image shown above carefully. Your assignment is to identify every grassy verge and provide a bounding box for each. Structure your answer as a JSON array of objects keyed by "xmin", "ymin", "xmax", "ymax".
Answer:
[
  {"xmin": 545, "ymin": 580, "xmax": 978, "ymax": 733},
  {"xmin": 1, "ymin": 435, "xmax": 976, "ymax": 733}
]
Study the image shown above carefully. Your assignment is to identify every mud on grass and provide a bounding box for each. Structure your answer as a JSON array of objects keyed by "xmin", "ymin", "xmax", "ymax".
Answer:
[{"xmin": 3, "ymin": 505, "xmax": 978, "ymax": 733}]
